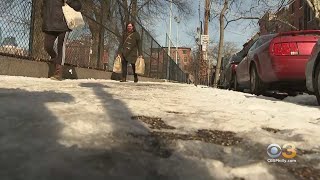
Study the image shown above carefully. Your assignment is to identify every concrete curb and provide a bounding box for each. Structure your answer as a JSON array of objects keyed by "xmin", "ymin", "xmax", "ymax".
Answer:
[{"xmin": 0, "ymin": 55, "xmax": 166, "ymax": 83}]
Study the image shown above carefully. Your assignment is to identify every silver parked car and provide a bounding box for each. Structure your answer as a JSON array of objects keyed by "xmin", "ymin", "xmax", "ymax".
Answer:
[{"xmin": 306, "ymin": 39, "xmax": 320, "ymax": 104}]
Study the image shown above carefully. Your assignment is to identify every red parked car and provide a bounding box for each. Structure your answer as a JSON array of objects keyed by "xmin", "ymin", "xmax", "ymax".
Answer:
[{"xmin": 235, "ymin": 30, "xmax": 320, "ymax": 95}]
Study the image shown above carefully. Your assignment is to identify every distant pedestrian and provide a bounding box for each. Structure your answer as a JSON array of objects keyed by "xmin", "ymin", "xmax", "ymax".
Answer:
[
  {"xmin": 118, "ymin": 22, "xmax": 142, "ymax": 83},
  {"xmin": 42, "ymin": 0, "xmax": 82, "ymax": 80}
]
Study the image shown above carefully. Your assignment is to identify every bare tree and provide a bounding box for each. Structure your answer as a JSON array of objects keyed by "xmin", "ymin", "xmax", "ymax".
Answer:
[
  {"xmin": 76, "ymin": 0, "xmax": 192, "ymax": 68},
  {"xmin": 208, "ymin": 41, "xmax": 239, "ymax": 65},
  {"xmin": 213, "ymin": 0, "xmax": 228, "ymax": 87},
  {"xmin": 30, "ymin": 0, "xmax": 47, "ymax": 60}
]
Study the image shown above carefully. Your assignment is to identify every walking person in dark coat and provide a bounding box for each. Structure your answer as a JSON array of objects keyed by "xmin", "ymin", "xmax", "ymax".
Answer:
[
  {"xmin": 118, "ymin": 22, "xmax": 143, "ymax": 83},
  {"xmin": 42, "ymin": 0, "xmax": 82, "ymax": 80}
]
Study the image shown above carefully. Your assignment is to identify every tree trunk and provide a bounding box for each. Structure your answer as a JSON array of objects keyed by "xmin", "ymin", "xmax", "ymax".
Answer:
[
  {"xmin": 82, "ymin": 0, "xmax": 112, "ymax": 69},
  {"xmin": 213, "ymin": 0, "xmax": 228, "ymax": 88},
  {"xmin": 131, "ymin": 0, "xmax": 138, "ymax": 18},
  {"xmin": 31, "ymin": 0, "xmax": 47, "ymax": 60},
  {"xmin": 122, "ymin": 0, "xmax": 129, "ymax": 26},
  {"xmin": 86, "ymin": 20, "xmax": 100, "ymax": 68}
]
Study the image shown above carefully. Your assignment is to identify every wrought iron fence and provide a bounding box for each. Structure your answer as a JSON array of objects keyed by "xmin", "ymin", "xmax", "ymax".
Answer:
[{"xmin": 0, "ymin": 0, "xmax": 187, "ymax": 83}]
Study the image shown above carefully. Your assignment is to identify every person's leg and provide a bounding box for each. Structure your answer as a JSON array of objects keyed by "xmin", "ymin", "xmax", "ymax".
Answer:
[
  {"xmin": 54, "ymin": 31, "xmax": 69, "ymax": 65},
  {"xmin": 121, "ymin": 55, "xmax": 128, "ymax": 82},
  {"xmin": 131, "ymin": 63, "xmax": 138, "ymax": 83},
  {"xmin": 51, "ymin": 31, "xmax": 69, "ymax": 80},
  {"xmin": 44, "ymin": 32, "xmax": 58, "ymax": 60}
]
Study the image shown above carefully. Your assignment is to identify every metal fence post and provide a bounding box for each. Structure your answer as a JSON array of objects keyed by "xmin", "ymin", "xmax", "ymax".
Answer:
[
  {"xmin": 29, "ymin": 0, "xmax": 36, "ymax": 58},
  {"xmin": 156, "ymin": 43, "xmax": 160, "ymax": 79},
  {"xmin": 97, "ymin": 2, "xmax": 106, "ymax": 69},
  {"xmin": 149, "ymin": 40, "xmax": 152, "ymax": 77}
]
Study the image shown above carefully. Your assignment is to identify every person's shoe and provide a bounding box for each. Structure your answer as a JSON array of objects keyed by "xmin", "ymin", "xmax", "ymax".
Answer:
[
  {"xmin": 50, "ymin": 64, "xmax": 63, "ymax": 81},
  {"xmin": 134, "ymin": 76, "xmax": 138, "ymax": 83},
  {"xmin": 120, "ymin": 77, "xmax": 126, "ymax": 82}
]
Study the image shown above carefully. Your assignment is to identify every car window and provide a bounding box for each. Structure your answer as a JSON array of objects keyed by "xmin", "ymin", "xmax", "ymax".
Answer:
[
  {"xmin": 259, "ymin": 34, "xmax": 276, "ymax": 46},
  {"xmin": 248, "ymin": 34, "xmax": 276, "ymax": 53},
  {"xmin": 248, "ymin": 40, "xmax": 259, "ymax": 53},
  {"xmin": 228, "ymin": 54, "xmax": 241, "ymax": 63}
]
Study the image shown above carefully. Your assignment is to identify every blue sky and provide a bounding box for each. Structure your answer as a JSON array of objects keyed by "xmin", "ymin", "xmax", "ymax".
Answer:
[{"xmin": 153, "ymin": 1, "xmax": 260, "ymax": 50}]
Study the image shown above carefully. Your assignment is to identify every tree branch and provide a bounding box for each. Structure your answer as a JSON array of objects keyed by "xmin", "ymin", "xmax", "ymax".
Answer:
[
  {"xmin": 224, "ymin": 16, "xmax": 260, "ymax": 29},
  {"xmin": 271, "ymin": 18, "xmax": 299, "ymax": 30},
  {"xmin": 137, "ymin": 0, "xmax": 153, "ymax": 12}
]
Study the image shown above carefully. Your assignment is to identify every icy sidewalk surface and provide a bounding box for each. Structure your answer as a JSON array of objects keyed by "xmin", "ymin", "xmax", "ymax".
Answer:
[{"xmin": 0, "ymin": 76, "xmax": 319, "ymax": 180}]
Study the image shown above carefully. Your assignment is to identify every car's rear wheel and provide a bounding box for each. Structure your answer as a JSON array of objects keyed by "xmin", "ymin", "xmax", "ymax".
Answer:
[
  {"xmin": 234, "ymin": 74, "xmax": 241, "ymax": 91},
  {"xmin": 223, "ymin": 76, "xmax": 228, "ymax": 89},
  {"xmin": 250, "ymin": 65, "xmax": 264, "ymax": 95},
  {"xmin": 224, "ymin": 76, "xmax": 231, "ymax": 90},
  {"xmin": 228, "ymin": 74, "xmax": 234, "ymax": 90},
  {"xmin": 314, "ymin": 63, "xmax": 320, "ymax": 105}
]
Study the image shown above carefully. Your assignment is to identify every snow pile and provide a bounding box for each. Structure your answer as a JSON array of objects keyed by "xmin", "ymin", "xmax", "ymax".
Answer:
[{"xmin": 0, "ymin": 75, "xmax": 319, "ymax": 180}]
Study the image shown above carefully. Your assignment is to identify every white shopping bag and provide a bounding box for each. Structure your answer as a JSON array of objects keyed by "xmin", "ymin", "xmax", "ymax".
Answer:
[
  {"xmin": 62, "ymin": 2, "xmax": 85, "ymax": 30},
  {"xmin": 135, "ymin": 57, "xmax": 145, "ymax": 75},
  {"xmin": 113, "ymin": 55, "xmax": 122, "ymax": 73}
]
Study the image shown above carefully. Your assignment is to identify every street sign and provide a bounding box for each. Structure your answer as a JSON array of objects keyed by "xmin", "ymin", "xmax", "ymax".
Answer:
[
  {"xmin": 202, "ymin": 44, "xmax": 207, "ymax": 51},
  {"xmin": 201, "ymin": 35, "xmax": 209, "ymax": 45}
]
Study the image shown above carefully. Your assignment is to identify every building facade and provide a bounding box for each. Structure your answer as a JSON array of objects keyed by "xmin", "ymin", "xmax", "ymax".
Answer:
[
  {"xmin": 162, "ymin": 47, "xmax": 193, "ymax": 73},
  {"xmin": 259, "ymin": 0, "xmax": 319, "ymax": 35}
]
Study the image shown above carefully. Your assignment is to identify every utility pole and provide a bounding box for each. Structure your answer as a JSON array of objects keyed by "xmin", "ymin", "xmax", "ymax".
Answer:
[
  {"xmin": 204, "ymin": 0, "xmax": 210, "ymax": 36},
  {"xmin": 195, "ymin": 0, "xmax": 200, "ymax": 87},
  {"xmin": 204, "ymin": 0, "xmax": 210, "ymax": 86},
  {"xmin": 174, "ymin": 16, "xmax": 180, "ymax": 65},
  {"xmin": 166, "ymin": 0, "xmax": 173, "ymax": 80}
]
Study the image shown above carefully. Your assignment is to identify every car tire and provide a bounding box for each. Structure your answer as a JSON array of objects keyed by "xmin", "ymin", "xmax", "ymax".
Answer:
[
  {"xmin": 314, "ymin": 63, "xmax": 320, "ymax": 105},
  {"xmin": 234, "ymin": 74, "xmax": 240, "ymax": 91},
  {"xmin": 287, "ymin": 91, "xmax": 299, "ymax": 96},
  {"xmin": 228, "ymin": 74, "xmax": 234, "ymax": 90},
  {"xmin": 250, "ymin": 64, "xmax": 264, "ymax": 95},
  {"xmin": 223, "ymin": 76, "xmax": 229, "ymax": 89},
  {"xmin": 225, "ymin": 78, "xmax": 232, "ymax": 90}
]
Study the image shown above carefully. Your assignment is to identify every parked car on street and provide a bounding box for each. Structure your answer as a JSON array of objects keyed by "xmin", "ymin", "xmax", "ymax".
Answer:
[
  {"xmin": 218, "ymin": 56, "xmax": 231, "ymax": 88},
  {"xmin": 305, "ymin": 39, "xmax": 320, "ymax": 104},
  {"xmin": 235, "ymin": 30, "xmax": 320, "ymax": 95},
  {"xmin": 219, "ymin": 53, "xmax": 244, "ymax": 89}
]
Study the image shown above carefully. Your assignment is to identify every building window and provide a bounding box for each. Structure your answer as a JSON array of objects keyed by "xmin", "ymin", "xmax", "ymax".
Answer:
[
  {"xmin": 300, "ymin": 0, "xmax": 303, "ymax": 8},
  {"xmin": 182, "ymin": 50, "xmax": 187, "ymax": 54},
  {"xmin": 299, "ymin": 17, "xmax": 303, "ymax": 30},
  {"xmin": 291, "ymin": 2, "xmax": 295, "ymax": 14},
  {"xmin": 184, "ymin": 57, "xmax": 187, "ymax": 63},
  {"xmin": 306, "ymin": 5, "xmax": 314, "ymax": 22}
]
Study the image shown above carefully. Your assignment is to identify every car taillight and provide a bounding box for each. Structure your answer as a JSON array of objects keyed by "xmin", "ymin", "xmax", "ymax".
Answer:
[
  {"xmin": 272, "ymin": 42, "xmax": 299, "ymax": 56},
  {"xmin": 231, "ymin": 64, "xmax": 237, "ymax": 71}
]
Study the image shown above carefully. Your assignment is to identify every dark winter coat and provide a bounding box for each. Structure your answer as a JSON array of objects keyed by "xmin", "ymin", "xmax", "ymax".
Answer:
[
  {"xmin": 119, "ymin": 31, "xmax": 142, "ymax": 64},
  {"xmin": 42, "ymin": 0, "xmax": 82, "ymax": 32}
]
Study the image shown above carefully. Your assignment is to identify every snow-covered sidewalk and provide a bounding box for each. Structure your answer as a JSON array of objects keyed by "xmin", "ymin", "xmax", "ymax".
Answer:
[{"xmin": 0, "ymin": 76, "xmax": 319, "ymax": 180}]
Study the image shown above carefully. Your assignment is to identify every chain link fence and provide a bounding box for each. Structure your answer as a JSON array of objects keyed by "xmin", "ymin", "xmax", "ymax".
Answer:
[{"xmin": 0, "ymin": 0, "xmax": 187, "ymax": 83}]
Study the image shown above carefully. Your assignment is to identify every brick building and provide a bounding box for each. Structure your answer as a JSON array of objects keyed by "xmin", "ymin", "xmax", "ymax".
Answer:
[
  {"xmin": 259, "ymin": 0, "xmax": 319, "ymax": 35},
  {"xmin": 289, "ymin": 0, "xmax": 318, "ymax": 30},
  {"xmin": 65, "ymin": 39, "xmax": 109, "ymax": 70},
  {"xmin": 162, "ymin": 47, "xmax": 193, "ymax": 73}
]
